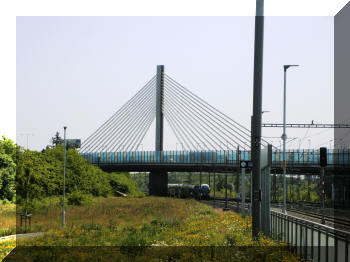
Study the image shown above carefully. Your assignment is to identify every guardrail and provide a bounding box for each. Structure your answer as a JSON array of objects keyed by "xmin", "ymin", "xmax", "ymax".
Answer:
[
  {"xmin": 80, "ymin": 149, "xmax": 350, "ymax": 166},
  {"xmin": 271, "ymin": 210, "xmax": 350, "ymax": 262}
]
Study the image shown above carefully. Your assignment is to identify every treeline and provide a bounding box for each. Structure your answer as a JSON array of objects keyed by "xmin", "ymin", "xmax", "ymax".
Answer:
[{"xmin": 0, "ymin": 136, "xmax": 143, "ymax": 205}]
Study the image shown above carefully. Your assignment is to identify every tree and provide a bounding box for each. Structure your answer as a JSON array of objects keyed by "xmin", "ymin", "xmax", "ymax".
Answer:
[
  {"xmin": 0, "ymin": 136, "xmax": 17, "ymax": 201},
  {"xmin": 51, "ymin": 132, "xmax": 63, "ymax": 147}
]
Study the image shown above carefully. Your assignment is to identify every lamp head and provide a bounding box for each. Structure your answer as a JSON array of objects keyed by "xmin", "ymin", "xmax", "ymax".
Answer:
[{"xmin": 284, "ymin": 65, "xmax": 299, "ymax": 71}]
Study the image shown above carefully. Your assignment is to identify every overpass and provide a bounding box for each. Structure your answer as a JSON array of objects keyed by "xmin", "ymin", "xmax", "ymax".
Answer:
[
  {"xmin": 80, "ymin": 65, "xmax": 349, "ymax": 195},
  {"xmin": 81, "ymin": 149, "xmax": 350, "ymax": 174}
]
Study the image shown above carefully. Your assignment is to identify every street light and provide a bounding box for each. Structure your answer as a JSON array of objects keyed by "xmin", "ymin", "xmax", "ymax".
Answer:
[
  {"xmin": 282, "ymin": 64, "xmax": 299, "ymax": 215},
  {"xmin": 62, "ymin": 126, "xmax": 67, "ymax": 227}
]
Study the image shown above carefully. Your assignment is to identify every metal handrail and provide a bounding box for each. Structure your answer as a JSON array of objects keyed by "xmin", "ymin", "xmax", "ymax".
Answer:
[{"xmin": 271, "ymin": 210, "xmax": 350, "ymax": 240}]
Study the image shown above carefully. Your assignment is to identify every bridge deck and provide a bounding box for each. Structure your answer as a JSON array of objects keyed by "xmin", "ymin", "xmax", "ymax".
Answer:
[{"xmin": 81, "ymin": 149, "xmax": 350, "ymax": 174}]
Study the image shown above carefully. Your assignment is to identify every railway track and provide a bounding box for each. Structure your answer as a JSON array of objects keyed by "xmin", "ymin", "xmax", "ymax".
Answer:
[
  {"xmin": 201, "ymin": 197, "xmax": 350, "ymax": 231},
  {"xmin": 284, "ymin": 208, "xmax": 350, "ymax": 230}
]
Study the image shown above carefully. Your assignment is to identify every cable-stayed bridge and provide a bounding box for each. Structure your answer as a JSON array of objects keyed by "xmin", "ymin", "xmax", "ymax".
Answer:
[
  {"xmin": 80, "ymin": 65, "xmax": 350, "ymax": 195},
  {"xmin": 80, "ymin": 66, "xmax": 258, "ymax": 153}
]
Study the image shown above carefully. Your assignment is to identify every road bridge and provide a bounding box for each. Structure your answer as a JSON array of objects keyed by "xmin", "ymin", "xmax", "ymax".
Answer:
[
  {"xmin": 82, "ymin": 149, "xmax": 350, "ymax": 174},
  {"xmin": 79, "ymin": 65, "xmax": 349, "ymax": 196}
]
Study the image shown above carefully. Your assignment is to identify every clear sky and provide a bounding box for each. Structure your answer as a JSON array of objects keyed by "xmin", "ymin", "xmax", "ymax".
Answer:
[{"xmin": 16, "ymin": 16, "xmax": 334, "ymax": 151}]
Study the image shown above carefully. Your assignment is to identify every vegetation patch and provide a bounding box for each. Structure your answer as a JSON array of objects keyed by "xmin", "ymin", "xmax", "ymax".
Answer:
[{"xmin": 14, "ymin": 197, "xmax": 302, "ymax": 261}]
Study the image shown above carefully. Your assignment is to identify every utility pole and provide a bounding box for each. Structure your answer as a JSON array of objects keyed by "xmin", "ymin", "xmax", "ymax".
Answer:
[
  {"xmin": 62, "ymin": 126, "xmax": 67, "ymax": 227},
  {"xmin": 200, "ymin": 168, "xmax": 202, "ymax": 200},
  {"xmin": 224, "ymin": 173, "xmax": 229, "ymax": 211},
  {"xmin": 282, "ymin": 64, "xmax": 299, "ymax": 214},
  {"xmin": 251, "ymin": 0, "xmax": 264, "ymax": 239},
  {"xmin": 241, "ymin": 167, "xmax": 246, "ymax": 214},
  {"xmin": 214, "ymin": 172, "xmax": 216, "ymax": 208}
]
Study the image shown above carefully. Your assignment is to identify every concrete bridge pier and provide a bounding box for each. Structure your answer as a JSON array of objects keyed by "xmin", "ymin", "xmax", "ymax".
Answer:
[{"xmin": 149, "ymin": 172, "xmax": 168, "ymax": 196}]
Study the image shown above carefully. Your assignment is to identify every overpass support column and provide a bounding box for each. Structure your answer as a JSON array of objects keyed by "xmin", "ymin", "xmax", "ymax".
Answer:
[{"xmin": 149, "ymin": 65, "xmax": 168, "ymax": 196}]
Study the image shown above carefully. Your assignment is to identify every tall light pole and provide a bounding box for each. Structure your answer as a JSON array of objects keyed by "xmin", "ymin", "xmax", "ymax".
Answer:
[
  {"xmin": 282, "ymin": 65, "xmax": 299, "ymax": 214},
  {"xmin": 251, "ymin": 0, "xmax": 264, "ymax": 239},
  {"xmin": 62, "ymin": 126, "xmax": 67, "ymax": 227}
]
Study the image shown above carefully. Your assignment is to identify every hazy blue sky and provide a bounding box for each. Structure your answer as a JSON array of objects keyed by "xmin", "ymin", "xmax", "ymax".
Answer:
[{"xmin": 16, "ymin": 16, "xmax": 334, "ymax": 151}]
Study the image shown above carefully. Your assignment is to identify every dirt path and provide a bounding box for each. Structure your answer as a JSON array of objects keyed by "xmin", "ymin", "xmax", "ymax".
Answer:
[{"xmin": 0, "ymin": 232, "xmax": 45, "ymax": 242}]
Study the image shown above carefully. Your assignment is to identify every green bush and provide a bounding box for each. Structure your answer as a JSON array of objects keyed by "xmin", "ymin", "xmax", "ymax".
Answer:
[
  {"xmin": 108, "ymin": 173, "xmax": 144, "ymax": 197},
  {"xmin": 67, "ymin": 191, "xmax": 93, "ymax": 206}
]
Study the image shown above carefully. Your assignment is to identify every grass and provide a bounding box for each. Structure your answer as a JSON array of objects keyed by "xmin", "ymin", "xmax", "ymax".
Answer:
[
  {"xmin": 0, "ymin": 238, "xmax": 16, "ymax": 261},
  {"xmin": 0, "ymin": 201, "xmax": 16, "ymax": 261},
  {"xmin": 1, "ymin": 197, "xmax": 304, "ymax": 261},
  {"xmin": 13, "ymin": 197, "xmax": 302, "ymax": 261},
  {"xmin": 15, "ymin": 196, "xmax": 195, "ymax": 233},
  {"xmin": 0, "ymin": 202, "xmax": 16, "ymax": 237}
]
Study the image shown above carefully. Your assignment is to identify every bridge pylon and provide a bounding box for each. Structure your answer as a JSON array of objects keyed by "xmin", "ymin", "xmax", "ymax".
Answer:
[{"xmin": 149, "ymin": 65, "xmax": 168, "ymax": 196}]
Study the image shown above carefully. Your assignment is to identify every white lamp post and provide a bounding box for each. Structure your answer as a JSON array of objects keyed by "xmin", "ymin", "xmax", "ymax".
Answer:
[{"xmin": 282, "ymin": 65, "xmax": 299, "ymax": 214}]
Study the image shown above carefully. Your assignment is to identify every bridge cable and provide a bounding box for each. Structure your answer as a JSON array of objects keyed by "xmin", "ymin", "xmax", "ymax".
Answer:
[
  {"xmin": 87, "ymin": 79, "xmax": 156, "ymax": 152},
  {"xmin": 164, "ymin": 87, "xmax": 227, "ymax": 150},
  {"xmin": 128, "ymin": 112, "xmax": 156, "ymax": 151},
  {"xmin": 90, "ymin": 78, "xmax": 156, "ymax": 152},
  {"xmin": 163, "ymin": 107, "xmax": 196, "ymax": 150},
  {"xmin": 163, "ymin": 99, "xmax": 202, "ymax": 150},
  {"xmin": 123, "ymin": 98, "xmax": 156, "ymax": 151},
  {"xmin": 164, "ymin": 77, "xmax": 250, "ymax": 149},
  {"xmin": 121, "ymin": 107, "xmax": 155, "ymax": 152},
  {"xmin": 164, "ymin": 102, "xmax": 216, "ymax": 150},
  {"xmin": 165, "ymin": 74, "xmax": 252, "ymax": 137},
  {"xmin": 165, "ymin": 81, "xmax": 243, "ymax": 150},
  {"xmin": 107, "ymin": 86, "xmax": 156, "ymax": 152},
  {"xmin": 80, "ymin": 75, "xmax": 156, "ymax": 152},
  {"xmin": 165, "ymin": 74, "xmax": 271, "ymax": 148},
  {"xmin": 163, "ymin": 113, "xmax": 190, "ymax": 150},
  {"xmin": 80, "ymin": 76, "xmax": 156, "ymax": 152},
  {"xmin": 164, "ymin": 101, "xmax": 211, "ymax": 150},
  {"xmin": 164, "ymin": 76, "xmax": 251, "ymax": 146},
  {"xmin": 103, "ymin": 83, "xmax": 156, "ymax": 152}
]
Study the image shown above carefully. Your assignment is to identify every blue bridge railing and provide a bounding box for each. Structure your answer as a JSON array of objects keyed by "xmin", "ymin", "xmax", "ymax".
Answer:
[{"xmin": 81, "ymin": 149, "xmax": 350, "ymax": 166}]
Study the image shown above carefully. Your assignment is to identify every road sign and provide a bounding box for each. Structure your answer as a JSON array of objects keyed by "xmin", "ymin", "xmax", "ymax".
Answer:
[{"xmin": 240, "ymin": 160, "xmax": 253, "ymax": 168}]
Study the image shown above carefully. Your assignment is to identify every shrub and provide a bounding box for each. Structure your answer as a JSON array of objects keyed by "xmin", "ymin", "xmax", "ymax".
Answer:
[
  {"xmin": 108, "ymin": 173, "xmax": 144, "ymax": 197},
  {"xmin": 67, "ymin": 191, "xmax": 93, "ymax": 206}
]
